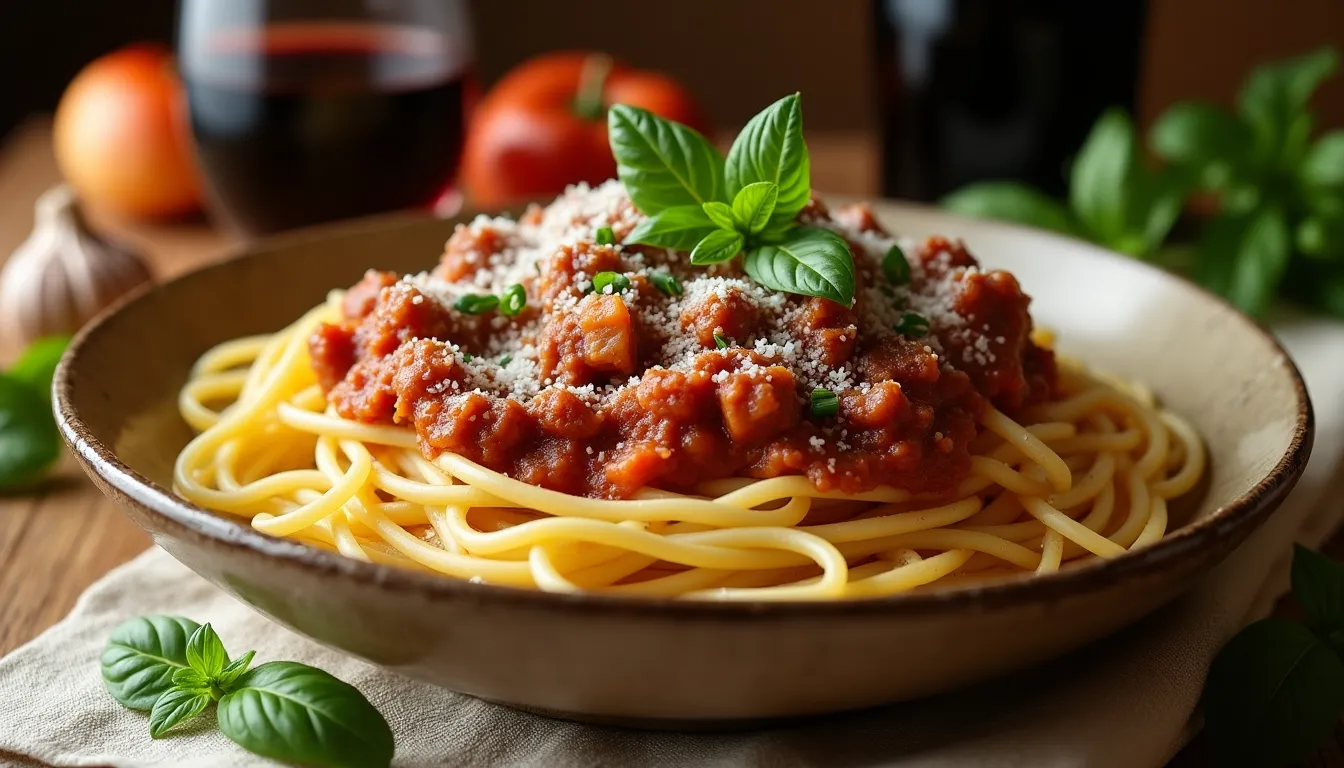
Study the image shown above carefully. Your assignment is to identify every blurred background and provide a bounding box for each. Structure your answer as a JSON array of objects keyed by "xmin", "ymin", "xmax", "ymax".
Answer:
[
  {"xmin": 0, "ymin": 0, "xmax": 1342, "ymax": 359},
  {"xmin": 4, "ymin": 0, "xmax": 1342, "ymax": 199}
]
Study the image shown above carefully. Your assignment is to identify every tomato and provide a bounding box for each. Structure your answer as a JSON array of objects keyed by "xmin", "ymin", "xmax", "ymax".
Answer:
[
  {"xmin": 53, "ymin": 44, "xmax": 203, "ymax": 220},
  {"xmin": 461, "ymin": 52, "xmax": 708, "ymax": 209}
]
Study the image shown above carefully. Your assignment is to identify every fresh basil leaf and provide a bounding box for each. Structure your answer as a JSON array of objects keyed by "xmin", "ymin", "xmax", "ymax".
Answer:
[
  {"xmin": 702, "ymin": 201, "xmax": 740, "ymax": 232},
  {"xmin": 9, "ymin": 336, "xmax": 71, "ymax": 396},
  {"xmin": 101, "ymin": 616, "xmax": 202, "ymax": 711},
  {"xmin": 1137, "ymin": 166, "xmax": 1192, "ymax": 257},
  {"xmin": 1297, "ymin": 216, "xmax": 1344, "ymax": 260},
  {"xmin": 648, "ymin": 271, "xmax": 683, "ymax": 297},
  {"xmin": 940, "ymin": 181, "xmax": 1077, "ymax": 236},
  {"xmin": 185, "ymin": 623, "xmax": 229, "ymax": 679},
  {"xmin": 1069, "ymin": 109, "xmax": 1138, "ymax": 245},
  {"xmin": 689, "ymin": 229, "xmax": 744, "ymax": 265},
  {"xmin": 624, "ymin": 206, "xmax": 717, "ymax": 251},
  {"xmin": 1276, "ymin": 47, "xmax": 1340, "ymax": 111},
  {"xmin": 1149, "ymin": 103, "xmax": 1252, "ymax": 188},
  {"xmin": 1239, "ymin": 48, "xmax": 1339, "ymax": 169},
  {"xmin": 1203, "ymin": 618, "xmax": 1344, "ymax": 768},
  {"xmin": 1301, "ymin": 130, "xmax": 1344, "ymax": 189},
  {"xmin": 755, "ymin": 217, "xmax": 796, "ymax": 244},
  {"xmin": 1284, "ymin": 112, "xmax": 1317, "ymax": 170},
  {"xmin": 883, "ymin": 245, "xmax": 910, "ymax": 285},
  {"xmin": 742, "ymin": 227, "xmax": 855, "ymax": 306},
  {"xmin": 608, "ymin": 104, "xmax": 723, "ymax": 214},
  {"xmin": 1195, "ymin": 207, "xmax": 1290, "ymax": 317},
  {"xmin": 1195, "ymin": 213, "xmax": 1247, "ymax": 298},
  {"xmin": 1228, "ymin": 206, "xmax": 1291, "ymax": 316},
  {"xmin": 732, "ymin": 181, "xmax": 779, "ymax": 235},
  {"xmin": 217, "ymin": 650, "xmax": 256, "ymax": 691},
  {"xmin": 171, "ymin": 667, "xmax": 212, "ymax": 692},
  {"xmin": 0, "ymin": 374, "xmax": 60, "ymax": 491},
  {"xmin": 1290, "ymin": 545, "xmax": 1344, "ymax": 638},
  {"xmin": 1305, "ymin": 187, "xmax": 1344, "ymax": 219},
  {"xmin": 725, "ymin": 93, "xmax": 810, "ymax": 226},
  {"xmin": 217, "ymin": 661, "xmax": 394, "ymax": 768},
  {"xmin": 149, "ymin": 687, "xmax": 212, "ymax": 739}
]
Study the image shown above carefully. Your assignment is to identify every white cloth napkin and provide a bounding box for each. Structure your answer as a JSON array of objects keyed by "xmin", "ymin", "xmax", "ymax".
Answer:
[{"xmin": 2, "ymin": 316, "xmax": 1343, "ymax": 768}]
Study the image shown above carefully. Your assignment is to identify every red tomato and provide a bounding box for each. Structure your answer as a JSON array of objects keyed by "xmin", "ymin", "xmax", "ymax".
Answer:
[
  {"xmin": 53, "ymin": 44, "xmax": 202, "ymax": 220},
  {"xmin": 461, "ymin": 52, "xmax": 709, "ymax": 209}
]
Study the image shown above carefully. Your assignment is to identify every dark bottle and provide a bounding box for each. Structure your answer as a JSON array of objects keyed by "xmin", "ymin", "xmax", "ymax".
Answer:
[
  {"xmin": 871, "ymin": 0, "xmax": 1147, "ymax": 201},
  {"xmin": 179, "ymin": 0, "xmax": 475, "ymax": 237}
]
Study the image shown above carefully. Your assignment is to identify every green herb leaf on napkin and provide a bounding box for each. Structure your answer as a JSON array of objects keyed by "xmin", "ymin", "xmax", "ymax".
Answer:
[
  {"xmin": 149, "ymin": 687, "xmax": 212, "ymax": 739},
  {"xmin": 217, "ymin": 662, "xmax": 394, "ymax": 768},
  {"xmin": 101, "ymin": 616, "xmax": 203, "ymax": 711},
  {"xmin": 1203, "ymin": 546, "xmax": 1344, "ymax": 767},
  {"xmin": 1204, "ymin": 618, "xmax": 1344, "ymax": 768},
  {"xmin": 184, "ymin": 623, "xmax": 230, "ymax": 680}
]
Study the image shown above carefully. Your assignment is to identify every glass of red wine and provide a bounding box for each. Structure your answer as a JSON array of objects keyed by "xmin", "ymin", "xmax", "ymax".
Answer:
[{"xmin": 178, "ymin": 0, "xmax": 474, "ymax": 237}]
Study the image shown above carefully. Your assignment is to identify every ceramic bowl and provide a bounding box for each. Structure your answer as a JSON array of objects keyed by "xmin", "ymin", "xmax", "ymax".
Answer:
[{"xmin": 54, "ymin": 202, "xmax": 1313, "ymax": 727}]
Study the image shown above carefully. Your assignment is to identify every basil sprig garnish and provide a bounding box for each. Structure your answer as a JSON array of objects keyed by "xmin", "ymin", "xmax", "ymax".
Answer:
[
  {"xmin": 1203, "ymin": 545, "xmax": 1344, "ymax": 767},
  {"xmin": 101, "ymin": 615, "xmax": 394, "ymax": 767},
  {"xmin": 611, "ymin": 93, "xmax": 856, "ymax": 306}
]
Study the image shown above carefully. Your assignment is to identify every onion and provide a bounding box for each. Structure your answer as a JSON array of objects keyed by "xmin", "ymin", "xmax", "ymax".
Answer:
[{"xmin": 53, "ymin": 43, "xmax": 203, "ymax": 220}]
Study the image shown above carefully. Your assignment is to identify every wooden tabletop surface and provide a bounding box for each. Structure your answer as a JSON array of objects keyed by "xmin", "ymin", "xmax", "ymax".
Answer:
[{"xmin": 0, "ymin": 117, "xmax": 1338, "ymax": 767}]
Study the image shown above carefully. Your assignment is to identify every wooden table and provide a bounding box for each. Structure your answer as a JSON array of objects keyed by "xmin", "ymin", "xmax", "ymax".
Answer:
[{"xmin": 0, "ymin": 117, "xmax": 1338, "ymax": 767}]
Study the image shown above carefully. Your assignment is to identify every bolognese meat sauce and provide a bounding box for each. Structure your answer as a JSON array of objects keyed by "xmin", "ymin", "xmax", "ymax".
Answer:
[{"xmin": 307, "ymin": 182, "xmax": 1056, "ymax": 499}]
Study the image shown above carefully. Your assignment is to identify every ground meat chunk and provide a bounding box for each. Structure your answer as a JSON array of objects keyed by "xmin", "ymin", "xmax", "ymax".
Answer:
[
  {"xmin": 679, "ymin": 287, "xmax": 760, "ymax": 348},
  {"xmin": 528, "ymin": 388, "xmax": 603, "ymax": 440},
  {"xmin": 437, "ymin": 224, "xmax": 512, "ymax": 282},
  {"xmin": 716, "ymin": 366, "xmax": 800, "ymax": 444},
  {"xmin": 342, "ymin": 270, "xmax": 398, "ymax": 319},
  {"xmin": 945, "ymin": 269, "xmax": 1047, "ymax": 408},
  {"xmin": 355, "ymin": 284, "xmax": 455, "ymax": 359},
  {"xmin": 308, "ymin": 321, "xmax": 357, "ymax": 391},
  {"xmin": 577, "ymin": 294, "xmax": 637, "ymax": 375}
]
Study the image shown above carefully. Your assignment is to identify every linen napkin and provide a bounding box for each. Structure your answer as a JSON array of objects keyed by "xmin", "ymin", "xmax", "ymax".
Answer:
[{"xmin": 2, "ymin": 316, "xmax": 1343, "ymax": 768}]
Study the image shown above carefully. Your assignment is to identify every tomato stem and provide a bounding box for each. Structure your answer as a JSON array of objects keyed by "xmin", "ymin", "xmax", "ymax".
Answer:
[{"xmin": 572, "ymin": 53, "xmax": 613, "ymax": 121}]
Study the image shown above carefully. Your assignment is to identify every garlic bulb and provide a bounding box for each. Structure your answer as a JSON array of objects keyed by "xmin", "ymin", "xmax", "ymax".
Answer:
[{"xmin": 0, "ymin": 185, "xmax": 153, "ymax": 346}]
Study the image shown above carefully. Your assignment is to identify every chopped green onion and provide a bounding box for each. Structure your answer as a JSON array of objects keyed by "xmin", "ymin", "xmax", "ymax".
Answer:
[
  {"xmin": 895, "ymin": 311, "xmax": 930, "ymax": 338},
  {"xmin": 595, "ymin": 226, "xmax": 616, "ymax": 245},
  {"xmin": 461, "ymin": 352, "xmax": 474, "ymax": 362},
  {"xmin": 713, "ymin": 333, "xmax": 730, "ymax": 349},
  {"xmin": 649, "ymin": 271, "xmax": 683, "ymax": 297},
  {"xmin": 810, "ymin": 388, "xmax": 839, "ymax": 419},
  {"xmin": 883, "ymin": 245, "xmax": 910, "ymax": 285},
  {"xmin": 592, "ymin": 271, "xmax": 631, "ymax": 294},
  {"xmin": 498, "ymin": 355, "xmax": 512, "ymax": 366},
  {"xmin": 454, "ymin": 293, "xmax": 499, "ymax": 315},
  {"xmin": 500, "ymin": 283, "xmax": 527, "ymax": 316}
]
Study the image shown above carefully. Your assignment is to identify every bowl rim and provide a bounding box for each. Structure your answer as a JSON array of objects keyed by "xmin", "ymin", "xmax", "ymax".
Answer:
[{"xmin": 52, "ymin": 201, "xmax": 1316, "ymax": 618}]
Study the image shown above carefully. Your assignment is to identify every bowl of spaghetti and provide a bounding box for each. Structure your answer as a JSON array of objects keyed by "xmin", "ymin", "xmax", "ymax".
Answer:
[{"xmin": 55, "ymin": 186, "xmax": 1311, "ymax": 726}]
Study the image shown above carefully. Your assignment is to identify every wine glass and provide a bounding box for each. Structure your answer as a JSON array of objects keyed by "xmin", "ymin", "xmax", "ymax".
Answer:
[{"xmin": 177, "ymin": 0, "xmax": 475, "ymax": 237}]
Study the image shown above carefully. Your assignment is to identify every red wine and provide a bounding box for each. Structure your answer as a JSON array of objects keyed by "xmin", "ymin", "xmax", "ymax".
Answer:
[{"xmin": 185, "ymin": 23, "xmax": 471, "ymax": 235}]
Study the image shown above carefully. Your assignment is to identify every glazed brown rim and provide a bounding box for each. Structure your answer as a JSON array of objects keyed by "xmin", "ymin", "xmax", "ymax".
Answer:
[{"xmin": 53, "ymin": 206, "xmax": 1315, "ymax": 619}]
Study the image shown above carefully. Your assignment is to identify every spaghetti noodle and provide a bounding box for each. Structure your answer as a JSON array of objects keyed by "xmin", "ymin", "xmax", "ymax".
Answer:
[{"xmin": 172, "ymin": 184, "xmax": 1204, "ymax": 600}]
